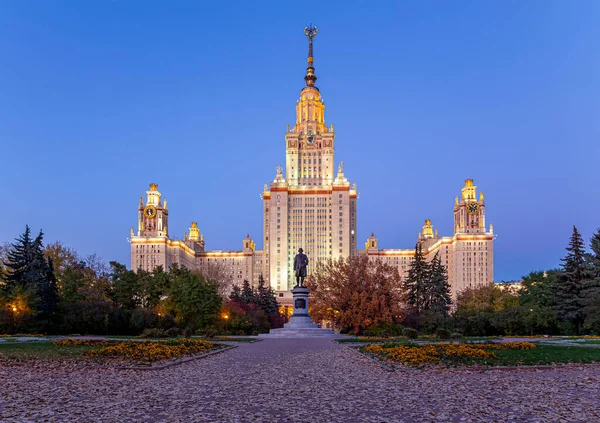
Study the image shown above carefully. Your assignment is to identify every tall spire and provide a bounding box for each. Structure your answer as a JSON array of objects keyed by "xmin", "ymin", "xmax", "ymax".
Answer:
[{"xmin": 303, "ymin": 24, "xmax": 318, "ymax": 88}]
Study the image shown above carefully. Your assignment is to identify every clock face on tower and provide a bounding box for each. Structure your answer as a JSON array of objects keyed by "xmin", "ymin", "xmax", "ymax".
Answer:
[
  {"xmin": 467, "ymin": 202, "xmax": 479, "ymax": 215},
  {"xmin": 144, "ymin": 205, "xmax": 157, "ymax": 219}
]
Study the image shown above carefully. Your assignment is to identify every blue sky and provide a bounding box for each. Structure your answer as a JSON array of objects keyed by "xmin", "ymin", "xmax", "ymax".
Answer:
[{"xmin": 1, "ymin": 1, "xmax": 598, "ymax": 281}]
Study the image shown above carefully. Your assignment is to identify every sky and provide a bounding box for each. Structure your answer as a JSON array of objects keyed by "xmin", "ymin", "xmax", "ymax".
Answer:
[{"xmin": 1, "ymin": 1, "xmax": 599, "ymax": 281}]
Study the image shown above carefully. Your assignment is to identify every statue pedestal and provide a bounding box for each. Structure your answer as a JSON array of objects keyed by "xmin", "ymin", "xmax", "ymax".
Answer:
[
  {"xmin": 284, "ymin": 286, "xmax": 318, "ymax": 329},
  {"xmin": 259, "ymin": 285, "xmax": 342, "ymax": 338}
]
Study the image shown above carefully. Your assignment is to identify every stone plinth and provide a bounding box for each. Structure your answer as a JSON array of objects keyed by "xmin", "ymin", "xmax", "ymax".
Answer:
[{"xmin": 260, "ymin": 285, "xmax": 342, "ymax": 338}]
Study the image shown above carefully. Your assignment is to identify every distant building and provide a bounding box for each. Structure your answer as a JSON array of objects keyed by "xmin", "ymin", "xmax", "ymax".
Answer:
[
  {"xmin": 495, "ymin": 280, "xmax": 524, "ymax": 294},
  {"xmin": 128, "ymin": 27, "xmax": 495, "ymax": 301},
  {"xmin": 361, "ymin": 179, "xmax": 495, "ymax": 299}
]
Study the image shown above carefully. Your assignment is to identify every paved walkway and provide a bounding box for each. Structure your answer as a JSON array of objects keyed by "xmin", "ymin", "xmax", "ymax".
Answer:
[{"xmin": 1, "ymin": 339, "xmax": 599, "ymax": 422}]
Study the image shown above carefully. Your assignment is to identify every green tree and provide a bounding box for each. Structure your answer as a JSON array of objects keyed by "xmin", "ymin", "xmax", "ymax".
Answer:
[
  {"xmin": 110, "ymin": 261, "xmax": 143, "ymax": 310},
  {"xmin": 583, "ymin": 229, "xmax": 600, "ymax": 333},
  {"xmin": 405, "ymin": 243, "xmax": 430, "ymax": 316},
  {"xmin": 240, "ymin": 279, "xmax": 257, "ymax": 305},
  {"xmin": 257, "ymin": 275, "xmax": 284, "ymax": 328},
  {"xmin": 520, "ymin": 269, "xmax": 559, "ymax": 308},
  {"xmin": 555, "ymin": 226, "xmax": 592, "ymax": 334},
  {"xmin": 419, "ymin": 252, "xmax": 452, "ymax": 331},
  {"xmin": 426, "ymin": 252, "xmax": 452, "ymax": 314},
  {"xmin": 3, "ymin": 226, "xmax": 57, "ymax": 324},
  {"xmin": 166, "ymin": 264, "xmax": 221, "ymax": 329}
]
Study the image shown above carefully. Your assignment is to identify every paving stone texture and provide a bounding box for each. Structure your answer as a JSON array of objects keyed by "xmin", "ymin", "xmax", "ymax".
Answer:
[{"xmin": 1, "ymin": 339, "xmax": 599, "ymax": 422}]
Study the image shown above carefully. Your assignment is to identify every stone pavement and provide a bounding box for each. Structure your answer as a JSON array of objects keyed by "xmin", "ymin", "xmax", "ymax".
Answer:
[{"xmin": 1, "ymin": 338, "xmax": 599, "ymax": 422}]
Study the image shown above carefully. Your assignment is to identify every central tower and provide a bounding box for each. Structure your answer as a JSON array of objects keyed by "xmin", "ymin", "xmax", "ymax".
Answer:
[{"xmin": 262, "ymin": 25, "xmax": 358, "ymax": 292}]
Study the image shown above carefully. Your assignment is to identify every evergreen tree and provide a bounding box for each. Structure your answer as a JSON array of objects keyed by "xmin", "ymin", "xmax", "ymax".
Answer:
[
  {"xmin": 229, "ymin": 284, "xmax": 242, "ymax": 302},
  {"xmin": 583, "ymin": 229, "xmax": 600, "ymax": 331},
  {"xmin": 3, "ymin": 226, "xmax": 57, "ymax": 320},
  {"xmin": 3, "ymin": 225, "xmax": 34, "ymax": 291},
  {"xmin": 405, "ymin": 243, "xmax": 430, "ymax": 315},
  {"xmin": 555, "ymin": 226, "xmax": 592, "ymax": 334},
  {"xmin": 257, "ymin": 275, "xmax": 280, "ymax": 317},
  {"xmin": 426, "ymin": 252, "xmax": 452, "ymax": 315},
  {"xmin": 240, "ymin": 279, "xmax": 257, "ymax": 305}
]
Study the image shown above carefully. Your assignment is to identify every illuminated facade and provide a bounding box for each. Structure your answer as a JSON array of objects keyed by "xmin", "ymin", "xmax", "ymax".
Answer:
[
  {"xmin": 362, "ymin": 179, "xmax": 495, "ymax": 298},
  {"xmin": 130, "ymin": 184, "xmax": 260, "ymax": 291},
  {"xmin": 261, "ymin": 25, "xmax": 357, "ymax": 291},
  {"xmin": 129, "ymin": 27, "xmax": 495, "ymax": 300}
]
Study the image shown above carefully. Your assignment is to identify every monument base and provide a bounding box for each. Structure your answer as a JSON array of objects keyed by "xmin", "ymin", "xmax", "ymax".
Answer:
[
  {"xmin": 259, "ymin": 327, "xmax": 342, "ymax": 338},
  {"xmin": 259, "ymin": 285, "xmax": 343, "ymax": 338}
]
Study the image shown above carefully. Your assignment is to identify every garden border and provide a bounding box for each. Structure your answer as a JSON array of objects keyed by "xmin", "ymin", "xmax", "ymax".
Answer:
[
  {"xmin": 350, "ymin": 346, "xmax": 600, "ymax": 372},
  {"xmin": 76, "ymin": 344, "xmax": 237, "ymax": 371}
]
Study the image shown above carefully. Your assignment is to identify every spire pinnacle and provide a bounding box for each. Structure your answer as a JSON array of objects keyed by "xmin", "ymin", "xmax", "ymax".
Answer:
[{"xmin": 303, "ymin": 24, "xmax": 318, "ymax": 87}]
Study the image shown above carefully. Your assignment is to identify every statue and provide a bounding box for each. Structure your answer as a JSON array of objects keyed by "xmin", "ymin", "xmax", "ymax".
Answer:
[
  {"xmin": 337, "ymin": 161, "xmax": 344, "ymax": 174},
  {"xmin": 276, "ymin": 165, "xmax": 283, "ymax": 175},
  {"xmin": 293, "ymin": 248, "xmax": 309, "ymax": 287}
]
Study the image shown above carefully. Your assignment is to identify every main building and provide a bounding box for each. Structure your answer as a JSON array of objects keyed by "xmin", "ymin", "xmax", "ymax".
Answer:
[{"xmin": 129, "ymin": 26, "xmax": 495, "ymax": 304}]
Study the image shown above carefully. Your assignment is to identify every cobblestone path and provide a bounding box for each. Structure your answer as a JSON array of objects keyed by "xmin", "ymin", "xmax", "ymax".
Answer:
[{"xmin": 1, "ymin": 338, "xmax": 599, "ymax": 422}]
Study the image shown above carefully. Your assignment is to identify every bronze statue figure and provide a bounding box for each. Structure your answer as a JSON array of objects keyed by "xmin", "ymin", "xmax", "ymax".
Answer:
[{"xmin": 293, "ymin": 248, "xmax": 309, "ymax": 287}]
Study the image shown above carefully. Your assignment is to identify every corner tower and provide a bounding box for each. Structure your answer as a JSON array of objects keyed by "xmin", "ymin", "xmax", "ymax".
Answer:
[
  {"xmin": 138, "ymin": 183, "xmax": 168, "ymax": 237},
  {"xmin": 262, "ymin": 25, "xmax": 358, "ymax": 292}
]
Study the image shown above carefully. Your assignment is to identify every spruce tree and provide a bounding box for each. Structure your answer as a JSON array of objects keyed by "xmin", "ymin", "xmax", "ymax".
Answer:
[
  {"xmin": 257, "ymin": 275, "xmax": 279, "ymax": 316},
  {"xmin": 3, "ymin": 225, "xmax": 34, "ymax": 291},
  {"xmin": 426, "ymin": 252, "xmax": 452, "ymax": 315},
  {"xmin": 405, "ymin": 243, "xmax": 430, "ymax": 315},
  {"xmin": 240, "ymin": 279, "xmax": 257, "ymax": 305},
  {"xmin": 555, "ymin": 226, "xmax": 591, "ymax": 334},
  {"xmin": 229, "ymin": 284, "xmax": 242, "ymax": 301},
  {"xmin": 583, "ymin": 229, "xmax": 600, "ymax": 329},
  {"xmin": 3, "ymin": 227, "xmax": 58, "ymax": 324}
]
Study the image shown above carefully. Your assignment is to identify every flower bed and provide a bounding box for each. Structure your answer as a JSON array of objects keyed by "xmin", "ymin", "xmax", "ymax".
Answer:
[
  {"xmin": 83, "ymin": 339, "xmax": 217, "ymax": 363},
  {"xmin": 363, "ymin": 342, "xmax": 537, "ymax": 366}
]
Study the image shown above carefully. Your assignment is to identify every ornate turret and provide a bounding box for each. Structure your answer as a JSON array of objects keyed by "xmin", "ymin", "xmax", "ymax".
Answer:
[
  {"xmin": 284, "ymin": 25, "xmax": 335, "ymax": 187},
  {"xmin": 454, "ymin": 179, "xmax": 486, "ymax": 235},
  {"xmin": 366, "ymin": 233, "xmax": 378, "ymax": 250},
  {"xmin": 138, "ymin": 183, "xmax": 168, "ymax": 237}
]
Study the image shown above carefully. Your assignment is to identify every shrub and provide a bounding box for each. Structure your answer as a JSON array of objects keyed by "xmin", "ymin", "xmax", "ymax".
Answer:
[
  {"xmin": 140, "ymin": 328, "xmax": 167, "ymax": 338},
  {"xmin": 129, "ymin": 308, "xmax": 159, "ymax": 334},
  {"xmin": 403, "ymin": 327, "xmax": 418, "ymax": 339},
  {"xmin": 165, "ymin": 327, "xmax": 181, "ymax": 338},
  {"xmin": 436, "ymin": 328, "xmax": 452, "ymax": 339},
  {"xmin": 451, "ymin": 332, "xmax": 463, "ymax": 339},
  {"xmin": 196, "ymin": 326, "xmax": 219, "ymax": 338},
  {"xmin": 363, "ymin": 322, "xmax": 405, "ymax": 337},
  {"xmin": 183, "ymin": 327, "xmax": 194, "ymax": 338}
]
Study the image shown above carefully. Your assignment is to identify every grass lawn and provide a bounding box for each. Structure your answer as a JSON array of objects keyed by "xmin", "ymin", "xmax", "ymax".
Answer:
[
  {"xmin": 0, "ymin": 342, "xmax": 99, "ymax": 361},
  {"xmin": 483, "ymin": 345, "xmax": 600, "ymax": 366},
  {"xmin": 336, "ymin": 336, "xmax": 500, "ymax": 344}
]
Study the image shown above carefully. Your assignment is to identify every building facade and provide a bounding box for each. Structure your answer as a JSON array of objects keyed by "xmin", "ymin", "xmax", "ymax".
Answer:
[
  {"xmin": 362, "ymin": 179, "xmax": 494, "ymax": 299},
  {"xmin": 130, "ymin": 184, "xmax": 260, "ymax": 291},
  {"xmin": 261, "ymin": 25, "xmax": 357, "ymax": 292},
  {"xmin": 129, "ymin": 27, "xmax": 495, "ymax": 300}
]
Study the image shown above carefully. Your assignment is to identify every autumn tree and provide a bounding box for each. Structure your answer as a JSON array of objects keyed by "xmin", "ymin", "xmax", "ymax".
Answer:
[{"xmin": 306, "ymin": 255, "xmax": 405, "ymax": 335}]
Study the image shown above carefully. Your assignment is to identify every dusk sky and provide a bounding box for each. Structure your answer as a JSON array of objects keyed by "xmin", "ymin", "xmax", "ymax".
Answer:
[{"xmin": 1, "ymin": 1, "xmax": 598, "ymax": 281}]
